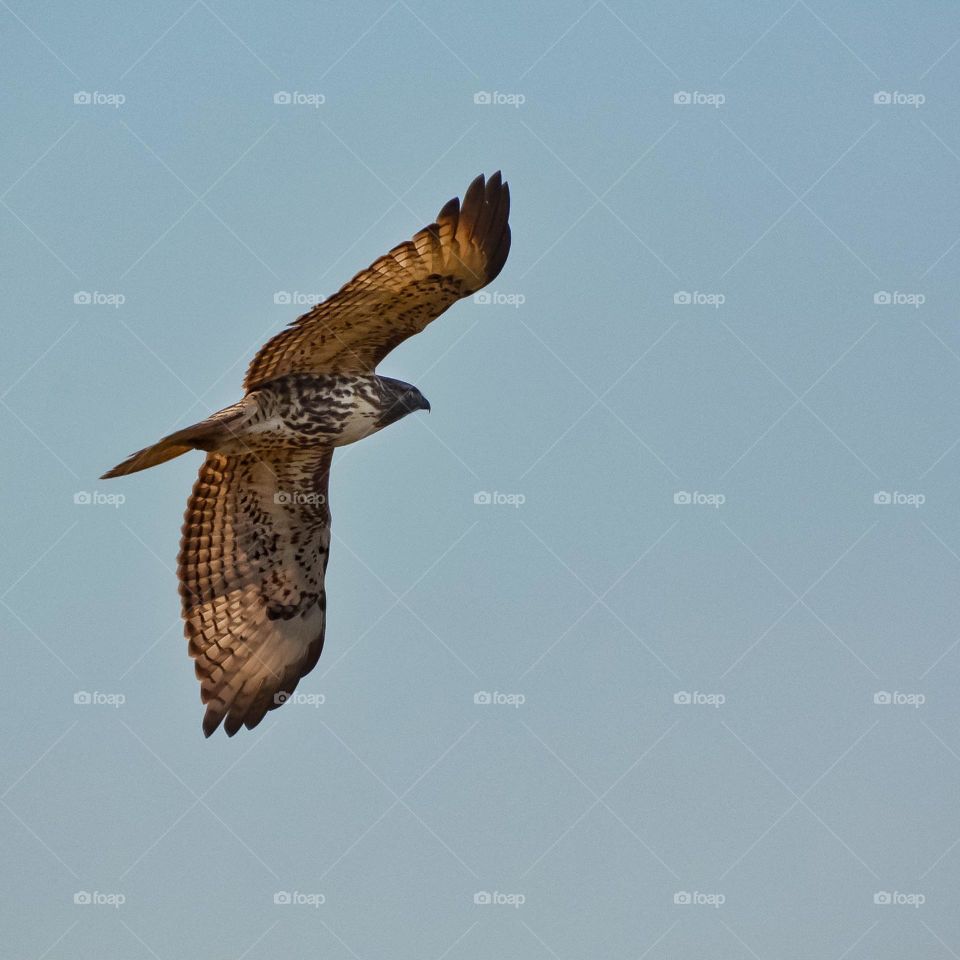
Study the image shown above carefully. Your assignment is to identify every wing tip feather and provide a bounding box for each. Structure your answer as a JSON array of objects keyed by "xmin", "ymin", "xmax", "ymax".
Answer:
[
  {"xmin": 454, "ymin": 171, "xmax": 511, "ymax": 287},
  {"xmin": 202, "ymin": 706, "xmax": 223, "ymax": 738}
]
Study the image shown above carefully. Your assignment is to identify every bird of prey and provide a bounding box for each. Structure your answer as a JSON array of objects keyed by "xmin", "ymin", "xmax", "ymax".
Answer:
[{"xmin": 102, "ymin": 173, "xmax": 510, "ymax": 737}]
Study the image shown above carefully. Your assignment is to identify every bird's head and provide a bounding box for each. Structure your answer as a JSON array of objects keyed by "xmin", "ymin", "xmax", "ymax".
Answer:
[{"xmin": 375, "ymin": 376, "xmax": 430, "ymax": 429}]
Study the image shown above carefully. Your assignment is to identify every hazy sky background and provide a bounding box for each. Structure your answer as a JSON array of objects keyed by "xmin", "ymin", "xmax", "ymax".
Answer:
[{"xmin": 3, "ymin": 1, "xmax": 960, "ymax": 957}]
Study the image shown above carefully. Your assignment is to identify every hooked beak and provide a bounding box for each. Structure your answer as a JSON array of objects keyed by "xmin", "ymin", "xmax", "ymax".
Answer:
[
  {"xmin": 377, "ymin": 389, "xmax": 430, "ymax": 428},
  {"xmin": 405, "ymin": 390, "xmax": 430, "ymax": 414}
]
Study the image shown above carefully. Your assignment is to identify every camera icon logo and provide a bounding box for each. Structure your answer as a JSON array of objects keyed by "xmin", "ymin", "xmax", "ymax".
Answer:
[
  {"xmin": 74, "ymin": 691, "xmax": 91, "ymax": 705},
  {"xmin": 673, "ymin": 891, "xmax": 692, "ymax": 904},
  {"xmin": 673, "ymin": 691, "xmax": 691, "ymax": 705},
  {"xmin": 874, "ymin": 891, "xmax": 891, "ymax": 904},
  {"xmin": 673, "ymin": 491, "xmax": 691, "ymax": 505},
  {"xmin": 673, "ymin": 290, "xmax": 691, "ymax": 304},
  {"xmin": 73, "ymin": 491, "xmax": 92, "ymax": 505},
  {"xmin": 273, "ymin": 291, "xmax": 292, "ymax": 305},
  {"xmin": 873, "ymin": 491, "xmax": 891, "ymax": 505},
  {"xmin": 473, "ymin": 291, "xmax": 491, "ymax": 304},
  {"xmin": 873, "ymin": 291, "xmax": 891, "ymax": 305},
  {"xmin": 274, "ymin": 891, "xmax": 291, "ymax": 904},
  {"xmin": 74, "ymin": 891, "xmax": 91, "ymax": 904},
  {"xmin": 874, "ymin": 91, "xmax": 892, "ymax": 105},
  {"xmin": 73, "ymin": 291, "xmax": 92, "ymax": 305},
  {"xmin": 473, "ymin": 91, "xmax": 492, "ymax": 105},
  {"xmin": 474, "ymin": 891, "xmax": 492, "ymax": 904},
  {"xmin": 273, "ymin": 91, "xmax": 291, "ymax": 104},
  {"xmin": 673, "ymin": 91, "xmax": 691, "ymax": 104},
  {"xmin": 474, "ymin": 491, "xmax": 492, "ymax": 505},
  {"xmin": 873, "ymin": 691, "xmax": 892, "ymax": 705},
  {"xmin": 474, "ymin": 691, "xmax": 492, "ymax": 705},
  {"xmin": 73, "ymin": 91, "xmax": 91, "ymax": 105}
]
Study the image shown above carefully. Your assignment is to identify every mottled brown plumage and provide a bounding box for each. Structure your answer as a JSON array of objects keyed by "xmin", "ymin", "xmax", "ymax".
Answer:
[
  {"xmin": 102, "ymin": 173, "xmax": 511, "ymax": 736},
  {"xmin": 244, "ymin": 172, "xmax": 510, "ymax": 387},
  {"xmin": 180, "ymin": 449, "xmax": 332, "ymax": 737}
]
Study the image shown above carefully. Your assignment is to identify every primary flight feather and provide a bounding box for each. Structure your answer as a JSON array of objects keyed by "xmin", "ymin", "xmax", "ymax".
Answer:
[{"xmin": 103, "ymin": 173, "xmax": 511, "ymax": 737}]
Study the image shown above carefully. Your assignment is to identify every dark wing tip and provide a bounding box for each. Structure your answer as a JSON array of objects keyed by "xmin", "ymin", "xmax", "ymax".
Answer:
[
  {"xmin": 460, "ymin": 173, "xmax": 487, "ymax": 225},
  {"xmin": 202, "ymin": 697, "xmax": 274, "ymax": 738},
  {"xmin": 202, "ymin": 707, "xmax": 222, "ymax": 738},
  {"xmin": 223, "ymin": 713, "xmax": 243, "ymax": 737},
  {"xmin": 437, "ymin": 196, "xmax": 460, "ymax": 222},
  {"xmin": 464, "ymin": 171, "xmax": 486, "ymax": 200},
  {"xmin": 437, "ymin": 171, "xmax": 508, "ymax": 231},
  {"xmin": 460, "ymin": 172, "xmax": 511, "ymax": 286}
]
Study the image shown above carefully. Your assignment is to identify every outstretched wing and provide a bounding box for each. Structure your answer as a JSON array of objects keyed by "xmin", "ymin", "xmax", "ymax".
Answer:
[
  {"xmin": 178, "ymin": 448, "xmax": 333, "ymax": 736},
  {"xmin": 244, "ymin": 172, "xmax": 511, "ymax": 389}
]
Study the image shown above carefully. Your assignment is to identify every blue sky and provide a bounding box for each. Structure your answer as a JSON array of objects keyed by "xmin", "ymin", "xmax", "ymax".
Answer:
[{"xmin": 3, "ymin": 1, "xmax": 960, "ymax": 957}]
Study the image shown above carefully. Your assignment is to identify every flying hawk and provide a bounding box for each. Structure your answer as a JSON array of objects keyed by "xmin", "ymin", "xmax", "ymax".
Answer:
[{"xmin": 103, "ymin": 173, "xmax": 511, "ymax": 737}]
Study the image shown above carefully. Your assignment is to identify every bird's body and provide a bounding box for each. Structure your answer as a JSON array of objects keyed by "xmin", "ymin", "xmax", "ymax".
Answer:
[
  {"xmin": 160, "ymin": 373, "xmax": 430, "ymax": 458},
  {"xmin": 102, "ymin": 173, "xmax": 511, "ymax": 736}
]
